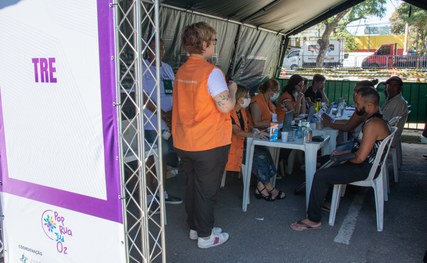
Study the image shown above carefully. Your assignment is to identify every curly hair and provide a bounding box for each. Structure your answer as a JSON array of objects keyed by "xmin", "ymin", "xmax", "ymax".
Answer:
[{"xmin": 182, "ymin": 22, "xmax": 216, "ymax": 54}]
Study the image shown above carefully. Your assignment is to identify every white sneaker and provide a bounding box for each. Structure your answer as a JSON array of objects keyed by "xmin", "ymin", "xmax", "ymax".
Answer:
[
  {"xmin": 197, "ymin": 232, "xmax": 229, "ymax": 249},
  {"xmin": 189, "ymin": 227, "xmax": 222, "ymax": 240}
]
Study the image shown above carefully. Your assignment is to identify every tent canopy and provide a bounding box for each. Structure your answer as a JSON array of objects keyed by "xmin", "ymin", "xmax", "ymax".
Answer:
[
  {"xmin": 162, "ymin": 0, "xmax": 427, "ymax": 36},
  {"xmin": 154, "ymin": 0, "xmax": 427, "ymax": 91}
]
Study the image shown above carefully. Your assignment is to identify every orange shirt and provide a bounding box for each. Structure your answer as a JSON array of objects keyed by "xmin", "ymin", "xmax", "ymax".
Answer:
[
  {"xmin": 249, "ymin": 93, "xmax": 276, "ymax": 129},
  {"xmin": 276, "ymin": 91, "xmax": 295, "ymax": 122},
  {"xmin": 225, "ymin": 109, "xmax": 249, "ymax": 172},
  {"xmin": 172, "ymin": 56, "xmax": 231, "ymax": 151}
]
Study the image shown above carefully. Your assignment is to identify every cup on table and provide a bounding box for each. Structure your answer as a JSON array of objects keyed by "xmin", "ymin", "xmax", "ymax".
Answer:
[{"xmin": 281, "ymin": 131, "xmax": 288, "ymax": 143}]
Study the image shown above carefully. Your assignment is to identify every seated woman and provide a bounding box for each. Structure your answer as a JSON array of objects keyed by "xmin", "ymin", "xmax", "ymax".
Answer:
[
  {"xmin": 276, "ymin": 75, "xmax": 306, "ymax": 175},
  {"xmin": 277, "ymin": 74, "xmax": 307, "ymax": 121},
  {"xmin": 249, "ymin": 79, "xmax": 280, "ymax": 128},
  {"xmin": 225, "ymin": 84, "xmax": 286, "ymax": 201}
]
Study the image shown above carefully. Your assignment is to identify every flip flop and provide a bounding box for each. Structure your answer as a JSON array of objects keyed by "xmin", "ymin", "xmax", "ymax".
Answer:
[{"xmin": 290, "ymin": 220, "xmax": 322, "ymax": 231}]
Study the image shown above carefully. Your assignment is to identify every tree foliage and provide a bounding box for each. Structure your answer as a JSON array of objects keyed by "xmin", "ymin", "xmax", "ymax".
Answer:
[
  {"xmin": 316, "ymin": 0, "xmax": 386, "ymax": 67},
  {"xmin": 390, "ymin": 3, "xmax": 427, "ymax": 53}
]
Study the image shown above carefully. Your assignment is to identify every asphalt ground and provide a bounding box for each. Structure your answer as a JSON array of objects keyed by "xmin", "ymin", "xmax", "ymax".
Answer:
[{"xmin": 164, "ymin": 142, "xmax": 427, "ymax": 263}]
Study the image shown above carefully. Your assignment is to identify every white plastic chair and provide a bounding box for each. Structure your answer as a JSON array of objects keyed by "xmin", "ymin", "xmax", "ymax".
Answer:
[
  {"xmin": 328, "ymin": 127, "xmax": 397, "ymax": 232},
  {"xmin": 386, "ymin": 116, "xmax": 401, "ymax": 185},
  {"xmin": 221, "ymin": 164, "xmax": 245, "ymax": 188}
]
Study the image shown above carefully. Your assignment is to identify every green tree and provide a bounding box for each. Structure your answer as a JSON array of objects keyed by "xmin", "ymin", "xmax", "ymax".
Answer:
[
  {"xmin": 390, "ymin": 3, "xmax": 427, "ymax": 54},
  {"xmin": 316, "ymin": 0, "xmax": 386, "ymax": 67}
]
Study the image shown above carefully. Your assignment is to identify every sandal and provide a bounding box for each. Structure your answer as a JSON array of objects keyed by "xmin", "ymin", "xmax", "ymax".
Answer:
[
  {"xmin": 290, "ymin": 219, "xmax": 322, "ymax": 231},
  {"xmin": 269, "ymin": 188, "xmax": 286, "ymax": 200},
  {"xmin": 255, "ymin": 186, "xmax": 274, "ymax": 201}
]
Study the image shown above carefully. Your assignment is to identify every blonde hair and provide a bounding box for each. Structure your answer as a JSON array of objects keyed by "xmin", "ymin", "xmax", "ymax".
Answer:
[
  {"xmin": 259, "ymin": 79, "xmax": 279, "ymax": 93},
  {"xmin": 182, "ymin": 22, "xmax": 216, "ymax": 54}
]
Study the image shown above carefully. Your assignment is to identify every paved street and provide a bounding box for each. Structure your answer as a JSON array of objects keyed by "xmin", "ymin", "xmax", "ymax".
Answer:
[{"xmin": 165, "ymin": 142, "xmax": 427, "ymax": 263}]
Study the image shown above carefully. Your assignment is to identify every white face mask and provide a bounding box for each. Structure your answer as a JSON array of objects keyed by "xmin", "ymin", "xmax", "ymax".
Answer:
[
  {"xmin": 240, "ymin": 98, "xmax": 251, "ymax": 108},
  {"xmin": 293, "ymin": 92, "xmax": 298, "ymax": 100},
  {"xmin": 270, "ymin": 92, "xmax": 279, "ymax": 101}
]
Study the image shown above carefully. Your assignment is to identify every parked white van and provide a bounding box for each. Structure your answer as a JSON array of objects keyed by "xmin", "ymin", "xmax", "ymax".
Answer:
[{"xmin": 283, "ymin": 40, "xmax": 345, "ymax": 69}]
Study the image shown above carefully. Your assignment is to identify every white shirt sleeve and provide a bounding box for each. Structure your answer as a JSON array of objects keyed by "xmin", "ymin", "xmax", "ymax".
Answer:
[{"xmin": 208, "ymin": 68, "xmax": 228, "ymax": 98}]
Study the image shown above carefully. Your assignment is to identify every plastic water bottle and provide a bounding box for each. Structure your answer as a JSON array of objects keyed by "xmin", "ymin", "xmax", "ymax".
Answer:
[
  {"xmin": 336, "ymin": 99, "xmax": 345, "ymax": 117},
  {"xmin": 304, "ymin": 126, "xmax": 313, "ymax": 143},
  {"xmin": 296, "ymin": 120, "xmax": 303, "ymax": 139}
]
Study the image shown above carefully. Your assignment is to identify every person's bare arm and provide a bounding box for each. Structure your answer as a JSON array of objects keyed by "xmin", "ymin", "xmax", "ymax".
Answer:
[
  {"xmin": 143, "ymin": 91, "xmax": 171, "ymax": 127},
  {"xmin": 295, "ymin": 92, "xmax": 306, "ymax": 115},
  {"xmin": 323, "ymin": 112, "xmax": 364, "ymax": 132},
  {"xmin": 213, "ymin": 82, "xmax": 237, "ymax": 113},
  {"xmin": 232, "ymin": 124, "xmax": 252, "ymax": 137},
  {"xmin": 250, "ymin": 103, "xmax": 270, "ymax": 129},
  {"xmin": 305, "ymin": 97, "xmax": 315, "ymax": 107},
  {"xmin": 319, "ymin": 87, "xmax": 330, "ymax": 105}
]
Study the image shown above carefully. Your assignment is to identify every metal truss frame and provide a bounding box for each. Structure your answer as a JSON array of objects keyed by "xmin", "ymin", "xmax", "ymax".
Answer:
[{"xmin": 113, "ymin": 0, "xmax": 166, "ymax": 262}]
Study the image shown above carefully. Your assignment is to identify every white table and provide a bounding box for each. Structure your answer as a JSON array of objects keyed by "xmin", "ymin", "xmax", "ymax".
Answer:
[
  {"xmin": 242, "ymin": 135, "xmax": 330, "ymax": 212},
  {"xmin": 313, "ymin": 127, "xmax": 338, "ymax": 155}
]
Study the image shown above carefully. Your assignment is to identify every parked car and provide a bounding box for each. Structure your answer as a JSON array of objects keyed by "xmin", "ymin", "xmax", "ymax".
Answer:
[{"xmin": 362, "ymin": 43, "xmax": 427, "ymax": 69}]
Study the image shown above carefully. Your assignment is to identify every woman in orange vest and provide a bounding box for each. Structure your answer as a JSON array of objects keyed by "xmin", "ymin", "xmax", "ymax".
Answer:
[
  {"xmin": 249, "ymin": 79, "xmax": 280, "ymax": 128},
  {"xmin": 226, "ymin": 85, "xmax": 286, "ymax": 201},
  {"xmin": 172, "ymin": 22, "xmax": 236, "ymax": 249},
  {"xmin": 277, "ymin": 74, "xmax": 307, "ymax": 119}
]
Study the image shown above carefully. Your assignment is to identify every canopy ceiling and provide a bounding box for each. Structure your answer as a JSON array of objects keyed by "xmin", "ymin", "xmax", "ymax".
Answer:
[{"xmin": 161, "ymin": 0, "xmax": 427, "ymax": 36}]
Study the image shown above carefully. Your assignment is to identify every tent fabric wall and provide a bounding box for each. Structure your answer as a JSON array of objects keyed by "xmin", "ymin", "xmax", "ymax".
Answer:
[
  {"xmin": 160, "ymin": 7, "xmax": 239, "ymax": 75},
  {"xmin": 159, "ymin": 6, "xmax": 281, "ymax": 90},
  {"xmin": 229, "ymin": 26, "xmax": 281, "ymax": 93}
]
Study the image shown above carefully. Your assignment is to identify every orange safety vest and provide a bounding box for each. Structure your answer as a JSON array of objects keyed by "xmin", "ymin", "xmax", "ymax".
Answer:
[
  {"xmin": 172, "ymin": 56, "xmax": 231, "ymax": 151},
  {"xmin": 276, "ymin": 91, "xmax": 295, "ymax": 122},
  {"xmin": 225, "ymin": 109, "xmax": 249, "ymax": 172},
  {"xmin": 249, "ymin": 93, "xmax": 276, "ymax": 129}
]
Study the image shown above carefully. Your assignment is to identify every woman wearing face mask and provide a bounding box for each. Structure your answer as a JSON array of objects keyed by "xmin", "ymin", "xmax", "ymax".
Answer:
[
  {"xmin": 249, "ymin": 79, "xmax": 280, "ymax": 129},
  {"xmin": 225, "ymin": 84, "xmax": 286, "ymax": 201},
  {"xmin": 277, "ymin": 74, "xmax": 307, "ymax": 120}
]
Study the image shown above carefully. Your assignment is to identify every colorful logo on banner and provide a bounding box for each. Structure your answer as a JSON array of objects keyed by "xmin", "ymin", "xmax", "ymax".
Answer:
[
  {"xmin": 20, "ymin": 254, "xmax": 28, "ymax": 263},
  {"xmin": 41, "ymin": 210, "xmax": 73, "ymax": 255},
  {"xmin": 19, "ymin": 253, "xmax": 41, "ymax": 263}
]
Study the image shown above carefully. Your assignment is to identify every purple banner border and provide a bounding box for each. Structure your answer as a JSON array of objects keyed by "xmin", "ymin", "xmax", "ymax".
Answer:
[{"xmin": 0, "ymin": 1, "xmax": 122, "ymax": 223}]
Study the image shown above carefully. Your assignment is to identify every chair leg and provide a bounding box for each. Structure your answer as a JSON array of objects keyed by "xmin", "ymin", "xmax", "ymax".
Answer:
[
  {"xmin": 340, "ymin": 185, "xmax": 347, "ymax": 197},
  {"xmin": 374, "ymin": 179, "xmax": 384, "ymax": 232},
  {"xmin": 285, "ymin": 150, "xmax": 296, "ymax": 175},
  {"xmin": 381, "ymin": 166, "xmax": 389, "ymax": 201},
  {"xmin": 329, "ymin": 184, "xmax": 342, "ymax": 226},
  {"xmin": 397, "ymin": 140, "xmax": 402, "ymax": 167},
  {"xmin": 220, "ymin": 170, "xmax": 226, "ymax": 188},
  {"xmin": 391, "ymin": 148, "xmax": 399, "ymax": 183}
]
